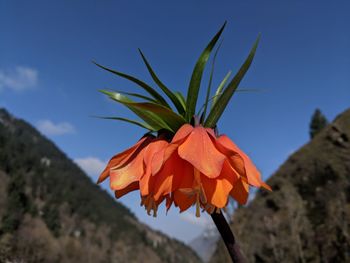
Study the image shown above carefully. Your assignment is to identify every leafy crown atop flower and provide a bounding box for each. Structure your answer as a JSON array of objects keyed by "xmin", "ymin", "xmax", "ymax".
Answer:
[{"xmin": 94, "ymin": 22, "xmax": 260, "ymax": 134}]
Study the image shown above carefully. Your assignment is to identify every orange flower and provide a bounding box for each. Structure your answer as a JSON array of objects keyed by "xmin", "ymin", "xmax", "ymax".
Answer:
[
  {"xmin": 99, "ymin": 124, "xmax": 271, "ymax": 217},
  {"xmin": 142, "ymin": 124, "xmax": 271, "ymax": 217}
]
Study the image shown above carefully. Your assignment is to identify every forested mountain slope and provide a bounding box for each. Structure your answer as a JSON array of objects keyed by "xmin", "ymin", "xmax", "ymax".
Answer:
[
  {"xmin": 210, "ymin": 108, "xmax": 350, "ymax": 263},
  {"xmin": 0, "ymin": 108, "xmax": 201, "ymax": 263}
]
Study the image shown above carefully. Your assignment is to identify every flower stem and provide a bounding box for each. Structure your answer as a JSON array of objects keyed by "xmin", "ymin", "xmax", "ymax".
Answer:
[{"xmin": 211, "ymin": 212, "xmax": 245, "ymax": 263}]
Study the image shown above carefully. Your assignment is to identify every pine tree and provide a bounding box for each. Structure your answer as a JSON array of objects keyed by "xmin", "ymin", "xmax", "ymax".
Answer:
[{"xmin": 309, "ymin": 109, "xmax": 328, "ymax": 139}]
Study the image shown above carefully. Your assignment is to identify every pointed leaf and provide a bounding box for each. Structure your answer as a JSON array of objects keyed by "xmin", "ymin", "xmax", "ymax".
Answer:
[
  {"xmin": 174, "ymin": 91, "xmax": 186, "ymax": 111},
  {"xmin": 205, "ymin": 35, "xmax": 260, "ymax": 128},
  {"xmin": 138, "ymin": 49, "xmax": 186, "ymax": 114},
  {"xmin": 95, "ymin": 116, "xmax": 156, "ymax": 131},
  {"xmin": 211, "ymin": 70, "xmax": 232, "ymax": 109},
  {"xmin": 203, "ymin": 41, "xmax": 222, "ymax": 120},
  {"xmin": 101, "ymin": 90, "xmax": 186, "ymax": 132},
  {"xmin": 100, "ymin": 90, "xmax": 172, "ymax": 131},
  {"xmin": 185, "ymin": 22, "xmax": 226, "ymax": 121},
  {"xmin": 108, "ymin": 89, "xmax": 158, "ymax": 103},
  {"xmin": 93, "ymin": 61, "xmax": 170, "ymax": 108},
  {"xmin": 124, "ymin": 102, "xmax": 186, "ymax": 131}
]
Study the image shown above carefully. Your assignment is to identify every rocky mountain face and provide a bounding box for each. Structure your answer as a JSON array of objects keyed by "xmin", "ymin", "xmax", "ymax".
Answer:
[
  {"xmin": 0, "ymin": 109, "xmax": 201, "ymax": 263},
  {"xmin": 210, "ymin": 108, "xmax": 350, "ymax": 263}
]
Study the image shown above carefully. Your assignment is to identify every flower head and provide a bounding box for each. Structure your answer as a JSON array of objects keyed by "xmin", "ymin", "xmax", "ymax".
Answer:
[
  {"xmin": 96, "ymin": 22, "xmax": 270, "ymax": 217},
  {"xmin": 99, "ymin": 124, "xmax": 270, "ymax": 217}
]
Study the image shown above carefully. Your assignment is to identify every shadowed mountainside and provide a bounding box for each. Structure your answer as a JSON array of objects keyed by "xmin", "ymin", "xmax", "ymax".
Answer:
[
  {"xmin": 210, "ymin": 108, "xmax": 350, "ymax": 263},
  {"xmin": 0, "ymin": 108, "xmax": 201, "ymax": 263}
]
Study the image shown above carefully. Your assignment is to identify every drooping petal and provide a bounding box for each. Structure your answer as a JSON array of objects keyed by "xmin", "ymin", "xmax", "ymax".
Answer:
[
  {"xmin": 178, "ymin": 126, "xmax": 225, "ymax": 178},
  {"xmin": 230, "ymin": 179, "xmax": 249, "ymax": 205},
  {"xmin": 139, "ymin": 170, "xmax": 152, "ymax": 196},
  {"xmin": 151, "ymin": 143, "xmax": 178, "ymax": 175},
  {"xmin": 227, "ymin": 154, "xmax": 246, "ymax": 176},
  {"xmin": 140, "ymin": 140, "xmax": 168, "ymax": 196},
  {"xmin": 261, "ymin": 182, "xmax": 272, "ymax": 191},
  {"xmin": 172, "ymin": 163, "xmax": 196, "ymax": 212},
  {"xmin": 153, "ymin": 175, "xmax": 173, "ymax": 201},
  {"xmin": 171, "ymin": 123, "xmax": 193, "ymax": 143},
  {"xmin": 110, "ymin": 150, "xmax": 145, "ymax": 190},
  {"xmin": 216, "ymin": 135, "xmax": 266, "ymax": 188},
  {"xmin": 201, "ymin": 161, "xmax": 238, "ymax": 208},
  {"xmin": 173, "ymin": 191, "xmax": 196, "ymax": 212},
  {"xmin": 153, "ymin": 152, "xmax": 193, "ymax": 201},
  {"xmin": 98, "ymin": 136, "xmax": 152, "ymax": 183},
  {"xmin": 115, "ymin": 182, "xmax": 139, "ymax": 198},
  {"xmin": 212, "ymin": 134, "xmax": 244, "ymax": 177}
]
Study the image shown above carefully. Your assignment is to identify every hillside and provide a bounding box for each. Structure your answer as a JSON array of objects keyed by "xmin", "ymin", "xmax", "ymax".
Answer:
[
  {"xmin": 189, "ymin": 226, "xmax": 219, "ymax": 263},
  {"xmin": 0, "ymin": 108, "xmax": 201, "ymax": 263},
  {"xmin": 210, "ymin": 108, "xmax": 350, "ymax": 262}
]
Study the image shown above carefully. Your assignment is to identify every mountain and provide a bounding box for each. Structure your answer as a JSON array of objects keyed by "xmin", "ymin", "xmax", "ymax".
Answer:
[
  {"xmin": 209, "ymin": 108, "xmax": 350, "ymax": 263},
  {"xmin": 0, "ymin": 109, "xmax": 201, "ymax": 263},
  {"xmin": 189, "ymin": 226, "xmax": 219, "ymax": 263}
]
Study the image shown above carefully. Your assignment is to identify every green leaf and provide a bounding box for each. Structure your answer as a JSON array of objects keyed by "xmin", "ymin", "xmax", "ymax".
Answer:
[
  {"xmin": 94, "ymin": 116, "xmax": 156, "ymax": 131},
  {"xmin": 100, "ymin": 90, "xmax": 186, "ymax": 132},
  {"xmin": 107, "ymin": 89, "xmax": 158, "ymax": 103},
  {"xmin": 202, "ymin": 41, "xmax": 222, "ymax": 120},
  {"xmin": 185, "ymin": 22, "xmax": 226, "ymax": 121},
  {"xmin": 93, "ymin": 61, "xmax": 170, "ymax": 108},
  {"xmin": 205, "ymin": 35, "xmax": 260, "ymax": 128},
  {"xmin": 124, "ymin": 102, "xmax": 186, "ymax": 131},
  {"xmin": 138, "ymin": 49, "xmax": 186, "ymax": 115},
  {"xmin": 100, "ymin": 90, "xmax": 171, "ymax": 131},
  {"xmin": 174, "ymin": 91, "xmax": 186, "ymax": 111},
  {"xmin": 211, "ymin": 70, "xmax": 232, "ymax": 109}
]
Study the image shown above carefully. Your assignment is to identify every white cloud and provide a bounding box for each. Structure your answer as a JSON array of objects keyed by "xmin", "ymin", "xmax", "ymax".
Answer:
[
  {"xmin": 179, "ymin": 211, "xmax": 213, "ymax": 228},
  {"xmin": 36, "ymin": 120, "xmax": 76, "ymax": 136},
  {"xmin": 74, "ymin": 157, "xmax": 106, "ymax": 178},
  {"xmin": 0, "ymin": 66, "xmax": 38, "ymax": 91}
]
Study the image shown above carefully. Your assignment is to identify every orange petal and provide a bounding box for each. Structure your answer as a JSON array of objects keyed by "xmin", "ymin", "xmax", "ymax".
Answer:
[
  {"xmin": 230, "ymin": 179, "xmax": 249, "ymax": 205},
  {"xmin": 153, "ymin": 152, "xmax": 193, "ymax": 200},
  {"xmin": 115, "ymin": 182, "xmax": 139, "ymax": 198},
  {"xmin": 171, "ymin": 124, "xmax": 193, "ymax": 143},
  {"xmin": 144, "ymin": 140, "xmax": 169, "ymax": 169},
  {"xmin": 216, "ymin": 135, "xmax": 265, "ymax": 188},
  {"xmin": 119, "ymin": 135, "xmax": 155, "ymax": 169},
  {"xmin": 215, "ymin": 135, "xmax": 241, "ymax": 155},
  {"xmin": 201, "ymin": 161, "xmax": 237, "ymax": 208},
  {"xmin": 151, "ymin": 143, "xmax": 178, "ymax": 175},
  {"xmin": 172, "ymin": 162, "xmax": 196, "ymax": 212},
  {"xmin": 173, "ymin": 191, "xmax": 196, "ymax": 212},
  {"xmin": 154, "ymin": 175, "xmax": 173, "ymax": 201},
  {"xmin": 178, "ymin": 126, "xmax": 225, "ymax": 178},
  {"xmin": 205, "ymin": 127, "xmax": 216, "ymax": 138},
  {"xmin": 139, "ymin": 171, "xmax": 152, "ymax": 196},
  {"xmin": 261, "ymin": 182, "xmax": 272, "ymax": 191},
  {"xmin": 110, "ymin": 149, "xmax": 145, "ymax": 190},
  {"xmin": 140, "ymin": 140, "xmax": 168, "ymax": 195},
  {"xmin": 98, "ymin": 136, "xmax": 151, "ymax": 183},
  {"xmin": 227, "ymin": 155, "xmax": 246, "ymax": 176}
]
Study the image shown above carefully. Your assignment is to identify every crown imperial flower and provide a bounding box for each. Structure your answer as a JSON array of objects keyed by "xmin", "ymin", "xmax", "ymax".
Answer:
[
  {"xmin": 96, "ymin": 22, "xmax": 270, "ymax": 218},
  {"xmin": 98, "ymin": 123, "xmax": 270, "ymax": 217}
]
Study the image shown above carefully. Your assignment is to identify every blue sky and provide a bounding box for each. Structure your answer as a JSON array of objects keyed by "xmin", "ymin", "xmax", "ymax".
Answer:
[{"xmin": 1, "ymin": 0, "xmax": 349, "ymax": 243}]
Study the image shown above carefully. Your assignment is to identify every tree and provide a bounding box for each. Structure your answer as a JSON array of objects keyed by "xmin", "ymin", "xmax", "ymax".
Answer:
[{"xmin": 309, "ymin": 109, "xmax": 328, "ymax": 139}]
